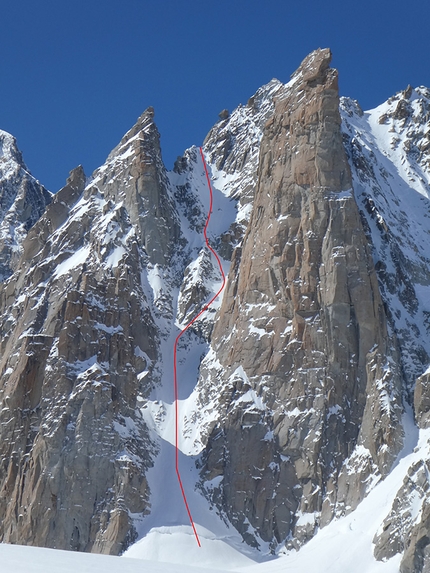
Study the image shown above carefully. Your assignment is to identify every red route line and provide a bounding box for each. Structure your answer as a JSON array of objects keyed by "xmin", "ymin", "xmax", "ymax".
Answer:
[{"xmin": 173, "ymin": 147, "xmax": 227, "ymax": 548}]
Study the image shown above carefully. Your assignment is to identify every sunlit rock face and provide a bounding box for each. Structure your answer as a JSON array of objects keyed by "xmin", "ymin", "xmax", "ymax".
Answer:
[
  {"xmin": 0, "ymin": 110, "xmax": 171, "ymax": 554},
  {"xmin": 196, "ymin": 48, "xmax": 403, "ymax": 550}
]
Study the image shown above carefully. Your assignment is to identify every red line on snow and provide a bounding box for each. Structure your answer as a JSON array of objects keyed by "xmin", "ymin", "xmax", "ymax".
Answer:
[{"xmin": 173, "ymin": 147, "xmax": 227, "ymax": 548}]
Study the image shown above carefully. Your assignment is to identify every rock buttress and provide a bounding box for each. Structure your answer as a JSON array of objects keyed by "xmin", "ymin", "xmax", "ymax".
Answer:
[{"xmin": 197, "ymin": 48, "xmax": 403, "ymax": 550}]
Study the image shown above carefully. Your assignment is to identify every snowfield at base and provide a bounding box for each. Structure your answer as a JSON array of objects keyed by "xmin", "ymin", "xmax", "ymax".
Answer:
[
  {"xmin": 3, "ymin": 411, "xmax": 425, "ymax": 572},
  {"xmin": 121, "ymin": 408, "xmax": 422, "ymax": 573},
  {"xmin": 124, "ymin": 524, "xmax": 257, "ymax": 568},
  {"xmin": 0, "ymin": 413, "xmax": 418, "ymax": 570},
  {"xmin": 0, "ymin": 543, "xmax": 223, "ymax": 573},
  {"xmin": 1, "ymin": 413, "xmax": 426, "ymax": 573}
]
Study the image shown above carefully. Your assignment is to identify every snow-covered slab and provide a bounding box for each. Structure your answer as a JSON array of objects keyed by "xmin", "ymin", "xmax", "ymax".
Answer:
[
  {"xmin": 0, "ymin": 543, "xmax": 227, "ymax": 573},
  {"xmin": 52, "ymin": 246, "xmax": 91, "ymax": 278},
  {"xmin": 124, "ymin": 524, "xmax": 257, "ymax": 569}
]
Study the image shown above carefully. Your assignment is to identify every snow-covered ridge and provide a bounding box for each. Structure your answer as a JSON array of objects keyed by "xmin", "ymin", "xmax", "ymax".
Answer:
[{"xmin": 341, "ymin": 86, "xmax": 430, "ymax": 389}]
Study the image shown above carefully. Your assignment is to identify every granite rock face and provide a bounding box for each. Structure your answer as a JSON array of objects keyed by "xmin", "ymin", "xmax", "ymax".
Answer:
[
  {"xmin": 196, "ymin": 48, "xmax": 403, "ymax": 548},
  {"xmin": 0, "ymin": 109, "xmax": 176, "ymax": 554},
  {"xmin": 415, "ymin": 370, "xmax": 430, "ymax": 429}
]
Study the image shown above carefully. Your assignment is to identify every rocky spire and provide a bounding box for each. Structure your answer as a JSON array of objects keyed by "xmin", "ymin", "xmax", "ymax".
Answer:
[
  {"xmin": 0, "ymin": 130, "xmax": 52, "ymax": 280},
  {"xmin": 197, "ymin": 48, "xmax": 403, "ymax": 548},
  {"xmin": 0, "ymin": 113, "xmax": 168, "ymax": 554},
  {"xmin": 92, "ymin": 107, "xmax": 180, "ymax": 266}
]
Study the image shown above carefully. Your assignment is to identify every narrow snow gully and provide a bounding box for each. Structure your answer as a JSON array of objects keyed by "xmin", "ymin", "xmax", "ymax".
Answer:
[
  {"xmin": 132, "ymin": 146, "xmax": 248, "ymax": 564},
  {"xmin": 172, "ymin": 148, "xmax": 227, "ymax": 547}
]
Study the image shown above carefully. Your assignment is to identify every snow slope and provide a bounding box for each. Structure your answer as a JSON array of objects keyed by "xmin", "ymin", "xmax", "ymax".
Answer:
[
  {"xmin": 3, "ymin": 411, "xmax": 423, "ymax": 573},
  {"xmin": 341, "ymin": 88, "xmax": 430, "ymax": 390},
  {"xmin": 0, "ymin": 542, "xmax": 224, "ymax": 573}
]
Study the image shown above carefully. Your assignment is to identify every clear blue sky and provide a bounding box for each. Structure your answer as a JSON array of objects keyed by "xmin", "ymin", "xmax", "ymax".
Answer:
[{"xmin": 1, "ymin": 0, "xmax": 429, "ymax": 192}]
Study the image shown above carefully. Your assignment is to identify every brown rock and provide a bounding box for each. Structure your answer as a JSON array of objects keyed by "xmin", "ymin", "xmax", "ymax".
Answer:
[
  {"xmin": 197, "ymin": 47, "xmax": 403, "ymax": 547},
  {"xmin": 414, "ymin": 369, "xmax": 430, "ymax": 428}
]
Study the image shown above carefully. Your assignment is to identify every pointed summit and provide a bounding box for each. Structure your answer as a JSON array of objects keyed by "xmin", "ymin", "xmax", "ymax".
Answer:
[
  {"xmin": 290, "ymin": 47, "xmax": 332, "ymax": 84},
  {"xmin": 0, "ymin": 129, "xmax": 27, "ymax": 168},
  {"xmin": 108, "ymin": 106, "xmax": 158, "ymax": 160},
  {"xmin": 89, "ymin": 107, "xmax": 179, "ymax": 266},
  {"xmin": 0, "ymin": 129, "xmax": 51, "ymax": 280}
]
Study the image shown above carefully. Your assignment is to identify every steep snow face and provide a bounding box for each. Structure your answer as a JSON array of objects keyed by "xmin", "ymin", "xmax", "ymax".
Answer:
[
  {"xmin": 0, "ymin": 129, "xmax": 52, "ymax": 280},
  {"xmin": 341, "ymin": 87, "xmax": 430, "ymax": 391},
  {"xmin": 165, "ymin": 79, "xmax": 290, "ymax": 348}
]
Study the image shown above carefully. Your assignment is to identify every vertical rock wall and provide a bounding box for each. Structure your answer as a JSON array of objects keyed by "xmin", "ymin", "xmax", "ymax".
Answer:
[{"xmin": 197, "ymin": 49, "xmax": 403, "ymax": 549}]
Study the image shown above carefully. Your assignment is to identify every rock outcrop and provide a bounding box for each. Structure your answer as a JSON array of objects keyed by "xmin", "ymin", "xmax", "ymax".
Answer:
[
  {"xmin": 371, "ymin": 366, "xmax": 430, "ymax": 572},
  {"xmin": 415, "ymin": 369, "xmax": 430, "ymax": 428}
]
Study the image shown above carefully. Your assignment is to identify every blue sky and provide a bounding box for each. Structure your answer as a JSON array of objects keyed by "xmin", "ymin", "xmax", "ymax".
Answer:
[{"xmin": 1, "ymin": 0, "xmax": 429, "ymax": 192}]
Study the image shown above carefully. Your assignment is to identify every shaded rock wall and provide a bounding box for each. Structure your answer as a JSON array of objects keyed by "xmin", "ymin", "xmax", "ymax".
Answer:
[{"xmin": 0, "ymin": 109, "xmax": 175, "ymax": 554}]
